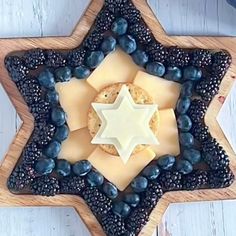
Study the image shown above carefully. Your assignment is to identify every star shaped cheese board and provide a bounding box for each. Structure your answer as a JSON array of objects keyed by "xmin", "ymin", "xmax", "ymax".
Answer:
[{"xmin": 0, "ymin": 1, "xmax": 236, "ymax": 236}]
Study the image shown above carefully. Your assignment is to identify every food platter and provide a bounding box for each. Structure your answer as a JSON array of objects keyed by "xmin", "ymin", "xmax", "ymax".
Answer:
[{"xmin": 0, "ymin": 1, "xmax": 236, "ymax": 236}]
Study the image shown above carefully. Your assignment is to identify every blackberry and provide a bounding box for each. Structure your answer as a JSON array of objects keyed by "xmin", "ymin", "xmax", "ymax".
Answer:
[
  {"xmin": 67, "ymin": 48, "xmax": 86, "ymax": 67},
  {"xmin": 191, "ymin": 122, "xmax": 210, "ymax": 142},
  {"xmin": 202, "ymin": 137, "xmax": 229, "ymax": 170},
  {"xmin": 45, "ymin": 50, "xmax": 66, "ymax": 68},
  {"xmin": 104, "ymin": 0, "xmax": 128, "ymax": 14},
  {"xmin": 8, "ymin": 165, "xmax": 35, "ymax": 192},
  {"xmin": 187, "ymin": 99, "xmax": 207, "ymax": 123},
  {"xmin": 208, "ymin": 167, "xmax": 234, "ymax": 188},
  {"xmin": 31, "ymin": 175, "xmax": 60, "ymax": 196},
  {"xmin": 23, "ymin": 48, "xmax": 46, "ymax": 69},
  {"xmin": 122, "ymin": 231, "xmax": 135, "ymax": 236},
  {"xmin": 167, "ymin": 47, "xmax": 190, "ymax": 67},
  {"xmin": 141, "ymin": 182, "xmax": 163, "ymax": 211},
  {"xmin": 32, "ymin": 122, "xmax": 56, "ymax": 146},
  {"xmin": 101, "ymin": 211, "xmax": 126, "ymax": 236},
  {"xmin": 83, "ymin": 31, "xmax": 104, "ymax": 51},
  {"xmin": 145, "ymin": 42, "xmax": 168, "ymax": 63},
  {"xmin": 128, "ymin": 23, "xmax": 153, "ymax": 45},
  {"xmin": 82, "ymin": 187, "xmax": 112, "ymax": 217},
  {"xmin": 126, "ymin": 207, "xmax": 149, "ymax": 235},
  {"xmin": 182, "ymin": 171, "xmax": 208, "ymax": 190},
  {"xmin": 60, "ymin": 176, "xmax": 86, "ymax": 195},
  {"xmin": 195, "ymin": 76, "xmax": 221, "ymax": 102},
  {"xmin": 95, "ymin": 9, "xmax": 115, "ymax": 33},
  {"xmin": 16, "ymin": 76, "xmax": 42, "ymax": 105},
  {"xmin": 30, "ymin": 100, "xmax": 51, "ymax": 121},
  {"xmin": 22, "ymin": 142, "xmax": 42, "ymax": 165},
  {"xmin": 120, "ymin": 2, "xmax": 141, "ymax": 24},
  {"xmin": 4, "ymin": 55, "xmax": 29, "ymax": 82},
  {"xmin": 191, "ymin": 49, "xmax": 212, "ymax": 68},
  {"xmin": 211, "ymin": 50, "xmax": 232, "ymax": 78},
  {"xmin": 158, "ymin": 171, "xmax": 182, "ymax": 191}
]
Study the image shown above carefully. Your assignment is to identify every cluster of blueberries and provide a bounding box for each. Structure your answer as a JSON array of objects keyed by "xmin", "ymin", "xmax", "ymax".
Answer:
[{"xmin": 84, "ymin": 17, "xmax": 204, "ymax": 84}]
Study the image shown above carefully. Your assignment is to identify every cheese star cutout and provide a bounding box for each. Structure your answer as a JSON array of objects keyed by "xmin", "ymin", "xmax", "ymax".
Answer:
[{"xmin": 91, "ymin": 85, "xmax": 159, "ymax": 163}]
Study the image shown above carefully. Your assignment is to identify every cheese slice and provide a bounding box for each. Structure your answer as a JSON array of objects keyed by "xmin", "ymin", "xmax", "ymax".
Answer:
[
  {"xmin": 58, "ymin": 128, "xmax": 96, "ymax": 163},
  {"xmin": 133, "ymin": 71, "xmax": 181, "ymax": 109},
  {"xmin": 55, "ymin": 78, "xmax": 97, "ymax": 131},
  {"xmin": 87, "ymin": 48, "xmax": 141, "ymax": 91},
  {"xmin": 88, "ymin": 147, "xmax": 156, "ymax": 191},
  {"xmin": 152, "ymin": 109, "xmax": 180, "ymax": 158}
]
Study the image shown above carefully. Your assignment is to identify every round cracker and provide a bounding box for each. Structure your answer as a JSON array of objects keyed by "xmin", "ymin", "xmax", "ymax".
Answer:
[{"xmin": 88, "ymin": 83, "xmax": 159, "ymax": 156}]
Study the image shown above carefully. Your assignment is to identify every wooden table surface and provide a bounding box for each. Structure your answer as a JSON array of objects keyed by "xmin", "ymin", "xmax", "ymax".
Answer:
[{"xmin": 0, "ymin": 1, "xmax": 236, "ymax": 236}]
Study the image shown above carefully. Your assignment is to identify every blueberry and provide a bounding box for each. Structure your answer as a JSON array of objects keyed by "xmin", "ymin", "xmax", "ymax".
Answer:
[
  {"xmin": 44, "ymin": 141, "xmax": 61, "ymax": 159},
  {"xmin": 123, "ymin": 193, "xmax": 140, "ymax": 208},
  {"xmin": 112, "ymin": 201, "xmax": 131, "ymax": 218},
  {"xmin": 176, "ymin": 97, "xmax": 191, "ymax": 114},
  {"xmin": 51, "ymin": 107, "xmax": 66, "ymax": 126},
  {"xmin": 179, "ymin": 132, "xmax": 194, "ymax": 147},
  {"xmin": 146, "ymin": 62, "xmax": 165, "ymax": 77},
  {"xmin": 46, "ymin": 90, "xmax": 59, "ymax": 105},
  {"xmin": 181, "ymin": 81, "xmax": 193, "ymax": 98},
  {"xmin": 73, "ymin": 160, "xmax": 92, "ymax": 176},
  {"xmin": 35, "ymin": 158, "xmax": 55, "ymax": 175},
  {"xmin": 157, "ymin": 154, "xmax": 176, "ymax": 170},
  {"xmin": 54, "ymin": 125, "xmax": 69, "ymax": 142},
  {"xmin": 38, "ymin": 69, "xmax": 55, "ymax": 89},
  {"xmin": 101, "ymin": 36, "xmax": 117, "ymax": 54},
  {"xmin": 86, "ymin": 51, "xmax": 104, "ymax": 69},
  {"xmin": 164, "ymin": 67, "xmax": 182, "ymax": 82},
  {"xmin": 183, "ymin": 148, "xmax": 201, "ymax": 165},
  {"xmin": 87, "ymin": 170, "xmax": 104, "ymax": 186},
  {"xmin": 177, "ymin": 115, "xmax": 192, "ymax": 132},
  {"xmin": 103, "ymin": 182, "xmax": 118, "ymax": 199},
  {"xmin": 131, "ymin": 176, "xmax": 148, "ymax": 193},
  {"xmin": 176, "ymin": 160, "xmax": 193, "ymax": 174},
  {"xmin": 118, "ymin": 35, "xmax": 137, "ymax": 54},
  {"xmin": 73, "ymin": 65, "xmax": 91, "ymax": 79},
  {"xmin": 55, "ymin": 66, "xmax": 72, "ymax": 82},
  {"xmin": 142, "ymin": 165, "xmax": 160, "ymax": 180},
  {"xmin": 111, "ymin": 18, "xmax": 128, "ymax": 35},
  {"xmin": 56, "ymin": 159, "xmax": 71, "ymax": 176},
  {"xmin": 132, "ymin": 50, "xmax": 149, "ymax": 67},
  {"xmin": 183, "ymin": 66, "xmax": 202, "ymax": 81}
]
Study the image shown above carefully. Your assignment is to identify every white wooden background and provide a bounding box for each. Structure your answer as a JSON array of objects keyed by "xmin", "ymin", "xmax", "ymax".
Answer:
[{"xmin": 0, "ymin": 0, "xmax": 236, "ymax": 236}]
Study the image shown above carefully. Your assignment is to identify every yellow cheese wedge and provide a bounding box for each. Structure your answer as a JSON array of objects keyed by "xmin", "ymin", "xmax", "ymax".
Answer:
[
  {"xmin": 133, "ymin": 71, "xmax": 181, "ymax": 109},
  {"xmin": 88, "ymin": 147, "xmax": 156, "ymax": 191},
  {"xmin": 55, "ymin": 78, "xmax": 97, "ymax": 131},
  {"xmin": 152, "ymin": 109, "xmax": 180, "ymax": 158},
  {"xmin": 87, "ymin": 48, "xmax": 141, "ymax": 91},
  {"xmin": 58, "ymin": 128, "xmax": 96, "ymax": 163}
]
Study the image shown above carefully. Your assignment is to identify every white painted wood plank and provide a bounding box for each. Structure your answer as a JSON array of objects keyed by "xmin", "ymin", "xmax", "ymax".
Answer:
[
  {"xmin": 0, "ymin": 0, "xmax": 42, "ymax": 37},
  {"xmin": 0, "ymin": 0, "xmax": 90, "ymax": 38},
  {"xmin": 221, "ymin": 200, "xmax": 236, "ymax": 236},
  {"xmin": 148, "ymin": 0, "xmax": 236, "ymax": 36},
  {"xmin": 16, "ymin": 113, "xmax": 23, "ymax": 132},
  {"xmin": 0, "ymin": 207, "xmax": 90, "ymax": 236},
  {"xmin": 217, "ymin": 81, "xmax": 236, "ymax": 154},
  {"xmin": 40, "ymin": 0, "xmax": 90, "ymax": 37},
  {"xmin": 0, "ymin": 84, "xmax": 19, "ymax": 164},
  {"xmin": 159, "ymin": 201, "xmax": 225, "ymax": 236}
]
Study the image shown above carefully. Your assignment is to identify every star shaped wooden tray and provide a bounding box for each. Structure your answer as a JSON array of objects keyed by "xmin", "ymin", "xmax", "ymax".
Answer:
[{"xmin": 0, "ymin": 0, "xmax": 236, "ymax": 236}]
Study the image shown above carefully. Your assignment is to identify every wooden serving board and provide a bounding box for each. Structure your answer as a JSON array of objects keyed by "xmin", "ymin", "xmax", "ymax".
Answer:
[{"xmin": 0, "ymin": 1, "xmax": 236, "ymax": 236}]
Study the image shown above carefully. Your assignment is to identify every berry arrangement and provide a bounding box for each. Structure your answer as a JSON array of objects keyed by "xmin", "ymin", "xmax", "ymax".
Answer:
[{"xmin": 4, "ymin": 0, "xmax": 234, "ymax": 235}]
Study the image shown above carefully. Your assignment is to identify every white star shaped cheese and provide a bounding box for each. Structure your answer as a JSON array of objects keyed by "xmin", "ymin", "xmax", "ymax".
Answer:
[{"xmin": 91, "ymin": 85, "xmax": 159, "ymax": 163}]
